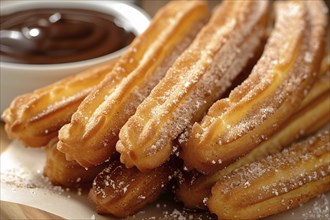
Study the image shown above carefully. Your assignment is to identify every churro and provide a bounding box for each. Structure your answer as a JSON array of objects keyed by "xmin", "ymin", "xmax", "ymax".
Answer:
[
  {"xmin": 1, "ymin": 61, "xmax": 115, "ymax": 147},
  {"xmin": 181, "ymin": 0, "xmax": 328, "ymax": 174},
  {"xmin": 117, "ymin": 0, "xmax": 269, "ymax": 171},
  {"xmin": 208, "ymin": 130, "xmax": 330, "ymax": 219},
  {"xmin": 58, "ymin": 0, "xmax": 208, "ymax": 168},
  {"xmin": 44, "ymin": 138, "xmax": 108, "ymax": 188},
  {"xmin": 176, "ymin": 72, "xmax": 330, "ymax": 210},
  {"xmin": 89, "ymin": 160, "xmax": 177, "ymax": 217}
]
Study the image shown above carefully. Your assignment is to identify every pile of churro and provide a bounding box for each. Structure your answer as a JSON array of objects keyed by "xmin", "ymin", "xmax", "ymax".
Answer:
[{"xmin": 2, "ymin": 0, "xmax": 329, "ymax": 219}]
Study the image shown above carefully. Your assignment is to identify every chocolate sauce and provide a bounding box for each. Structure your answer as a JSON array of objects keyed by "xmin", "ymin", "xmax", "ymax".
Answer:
[{"xmin": 0, "ymin": 8, "xmax": 135, "ymax": 64}]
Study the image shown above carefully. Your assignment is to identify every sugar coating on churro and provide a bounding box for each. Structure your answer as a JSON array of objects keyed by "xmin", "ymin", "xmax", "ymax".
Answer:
[
  {"xmin": 208, "ymin": 130, "xmax": 330, "ymax": 219},
  {"xmin": 57, "ymin": 0, "xmax": 208, "ymax": 168},
  {"xmin": 176, "ymin": 71, "xmax": 330, "ymax": 210},
  {"xmin": 89, "ymin": 160, "xmax": 177, "ymax": 217},
  {"xmin": 117, "ymin": 0, "xmax": 269, "ymax": 171},
  {"xmin": 181, "ymin": 0, "xmax": 328, "ymax": 174}
]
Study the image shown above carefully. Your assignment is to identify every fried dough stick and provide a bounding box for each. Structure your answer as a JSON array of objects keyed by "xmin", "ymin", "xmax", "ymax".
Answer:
[
  {"xmin": 2, "ymin": 61, "xmax": 115, "ymax": 147},
  {"xmin": 44, "ymin": 138, "xmax": 108, "ymax": 188},
  {"xmin": 208, "ymin": 130, "xmax": 330, "ymax": 219},
  {"xmin": 117, "ymin": 0, "xmax": 269, "ymax": 171},
  {"xmin": 176, "ymin": 72, "xmax": 330, "ymax": 209},
  {"xmin": 89, "ymin": 160, "xmax": 177, "ymax": 217},
  {"xmin": 182, "ymin": 0, "xmax": 328, "ymax": 174},
  {"xmin": 58, "ymin": 0, "xmax": 208, "ymax": 168}
]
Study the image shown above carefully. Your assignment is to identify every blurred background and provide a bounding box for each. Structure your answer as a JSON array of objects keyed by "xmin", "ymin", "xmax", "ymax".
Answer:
[
  {"xmin": 139, "ymin": 0, "xmax": 330, "ymax": 16},
  {"xmin": 0, "ymin": 0, "xmax": 227, "ymax": 17},
  {"xmin": 139, "ymin": 0, "xmax": 220, "ymax": 16},
  {"xmin": 1, "ymin": 0, "xmax": 329, "ymax": 17}
]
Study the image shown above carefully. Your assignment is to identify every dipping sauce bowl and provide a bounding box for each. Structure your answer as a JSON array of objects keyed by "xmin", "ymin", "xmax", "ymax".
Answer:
[{"xmin": 0, "ymin": 1, "xmax": 150, "ymax": 113}]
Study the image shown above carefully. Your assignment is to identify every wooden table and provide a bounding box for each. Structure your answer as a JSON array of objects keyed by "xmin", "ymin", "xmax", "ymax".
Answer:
[{"xmin": 0, "ymin": 201, "xmax": 64, "ymax": 220}]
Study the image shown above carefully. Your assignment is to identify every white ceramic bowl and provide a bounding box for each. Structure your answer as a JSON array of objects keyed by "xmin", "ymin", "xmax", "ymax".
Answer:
[{"xmin": 0, "ymin": 0, "xmax": 150, "ymax": 113}]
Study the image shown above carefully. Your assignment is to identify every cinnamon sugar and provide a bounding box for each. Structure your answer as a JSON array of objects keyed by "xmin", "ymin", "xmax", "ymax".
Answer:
[
  {"xmin": 302, "ymin": 194, "xmax": 330, "ymax": 220},
  {"xmin": 1, "ymin": 164, "xmax": 66, "ymax": 195}
]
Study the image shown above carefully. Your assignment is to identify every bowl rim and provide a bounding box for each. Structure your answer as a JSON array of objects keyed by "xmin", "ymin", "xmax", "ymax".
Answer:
[{"xmin": 0, "ymin": 0, "xmax": 151, "ymax": 69}]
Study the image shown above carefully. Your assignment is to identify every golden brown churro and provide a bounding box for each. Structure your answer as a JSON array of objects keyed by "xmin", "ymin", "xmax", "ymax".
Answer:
[
  {"xmin": 1, "ymin": 61, "xmax": 115, "ymax": 147},
  {"xmin": 117, "ymin": 0, "xmax": 269, "ymax": 171},
  {"xmin": 89, "ymin": 160, "xmax": 177, "ymax": 217},
  {"xmin": 208, "ymin": 130, "xmax": 330, "ymax": 219},
  {"xmin": 44, "ymin": 138, "xmax": 108, "ymax": 188},
  {"xmin": 176, "ymin": 72, "xmax": 330, "ymax": 210},
  {"xmin": 181, "ymin": 0, "xmax": 328, "ymax": 174},
  {"xmin": 58, "ymin": 0, "xmax": 208, "ymax": 168}
]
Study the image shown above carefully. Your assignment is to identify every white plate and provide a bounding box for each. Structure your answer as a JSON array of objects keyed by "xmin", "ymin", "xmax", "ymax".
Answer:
[{"xmin": 1, "ymin": 141, "xmax": 329, "ymax": 220}]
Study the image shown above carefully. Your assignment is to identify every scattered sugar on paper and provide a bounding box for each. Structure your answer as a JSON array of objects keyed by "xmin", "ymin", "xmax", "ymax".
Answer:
[
  {"xmin": 302, "ymin": 194, "xmax": 330, "ymax": 220},
  {"xmin": 0, "ymin": 165, "xmax": 66, "ymax": 195},
  {"xmin": 1, "ymin": 167, "xmax": 36, "ymax": 188}
]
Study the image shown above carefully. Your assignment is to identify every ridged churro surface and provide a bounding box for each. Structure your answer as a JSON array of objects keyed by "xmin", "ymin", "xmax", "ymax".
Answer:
[
  {"xmin": 208, "ymin": 130, "xmax": 330, "ymax": 219},
  {"xmin": 44, "ymin": 138, "xmax": 107, "ymax": 188},
  {"xmin": 176, "ymin": 72, "xmax": 330, "ymax": 210},
  {"xmin": 58, "ymin": 0, "xmax": 208, "ymax": 168},
  {"xmin": 181, "ymin": 0, "xmax": 328, "ymax": 174},
  {"xmin": 89, "ymin": 160, "xmax": 176, "ymax": 217},
  {"xmin": 1, "ymin": 62, "xmax": 114, "ymax": 147},
  {"xmin": 117, "ymin": 0, "xmax": 269, "ymax": 171}
]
